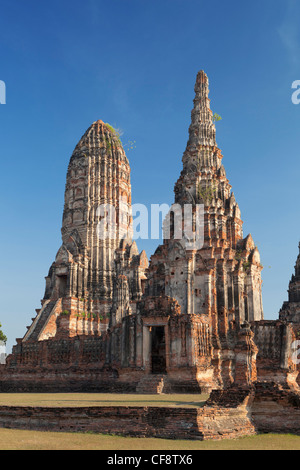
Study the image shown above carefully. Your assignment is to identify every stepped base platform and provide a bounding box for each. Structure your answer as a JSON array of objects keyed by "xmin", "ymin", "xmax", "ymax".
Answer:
[
  {"xmin": 0, "ymin": 384, "xmax": 300, "ymax": 440},
  {"xmin": 0, "ymin": 402, "xmax": 254, "ymax": 441}
]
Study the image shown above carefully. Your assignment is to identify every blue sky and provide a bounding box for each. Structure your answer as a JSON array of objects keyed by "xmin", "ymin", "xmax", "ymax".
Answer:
[{"xmin": 0, "ymin": 0, "xmax": 300, "ymax": 352}]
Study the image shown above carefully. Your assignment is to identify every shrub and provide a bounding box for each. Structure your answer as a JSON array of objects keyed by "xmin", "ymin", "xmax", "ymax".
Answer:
[{"xmin": 61, "ymin": 310, "xmax": 70, "ymax": 316}]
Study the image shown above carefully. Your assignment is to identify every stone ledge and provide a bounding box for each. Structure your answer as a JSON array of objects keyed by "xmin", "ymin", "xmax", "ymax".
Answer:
[{"xmin": 0, "ymin": 404, "xmax": 255, "ymax": 441}]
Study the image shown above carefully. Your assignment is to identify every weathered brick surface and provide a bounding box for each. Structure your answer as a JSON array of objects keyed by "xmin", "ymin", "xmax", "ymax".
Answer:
[
  {"xmin": 251, "ymin": 382, "xmax": 300, "ymax": 435},
  {"xmin": 0, "ymin": 404, "xmax": 255, "ymax": 441}
]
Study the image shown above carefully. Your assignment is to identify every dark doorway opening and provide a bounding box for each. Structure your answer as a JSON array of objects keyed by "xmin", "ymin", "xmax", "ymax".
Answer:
[
  {"xmin": 151, "ymin": 326, "xmax": 166, "ymax": 374},
  {"xmin": 57, "ymin": 275, "xmax": 68, "ymax": 298}
]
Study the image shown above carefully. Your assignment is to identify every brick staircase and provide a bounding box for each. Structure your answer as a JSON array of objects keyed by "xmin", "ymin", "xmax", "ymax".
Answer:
[
  {"xmin": 25, "ymin": 300, "xmax": 57, "ymax": 341},
  {"xmin": 136, "ymin": 374, "xmax": 167, "ymax": 394}
]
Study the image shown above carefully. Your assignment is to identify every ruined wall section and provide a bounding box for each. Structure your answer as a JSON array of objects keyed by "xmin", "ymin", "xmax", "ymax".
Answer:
[{"xmin": 252, "ymin": 320, "xmax": 298, "ymax": 389}]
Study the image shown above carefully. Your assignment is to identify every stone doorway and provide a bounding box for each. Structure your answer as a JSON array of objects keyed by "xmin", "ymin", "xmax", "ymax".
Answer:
[
  {"xmin": 151, "ymin": 326, "xmax": 166, "ymax": 374},
  {"xmin": 57, "ymin": 275, "xmax": 68, "ymax": 298}
]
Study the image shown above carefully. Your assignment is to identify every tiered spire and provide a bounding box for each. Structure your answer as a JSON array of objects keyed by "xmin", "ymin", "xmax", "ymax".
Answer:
[
  {"xmin": 46, "ymin": 120, "xmax": 133, "ymax": 302},
  {"xmin": 174, "ymin": 70, "xmax": 242, "ymax": 247},
  {"xmin": 62, "ymin": 120, "xmax": 131, "ymax": 246},
  {"xmin": 24, "ymin": 118, "xmax": 147, "ymax": 342},
  {"xmin": 188, "ymin": 70, "xmax": 217, "ymax": 148},
  {"xmin": 147, "ymin": 70, "xmax": 264, "ymax": 324}
]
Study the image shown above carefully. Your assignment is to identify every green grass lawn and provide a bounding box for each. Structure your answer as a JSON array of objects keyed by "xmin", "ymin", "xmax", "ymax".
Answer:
[
  {"xmin": 0, "ymin": 428, "xmax": 299, "ymax": 450},
  {"xmin": 0, "ymin": 393, "xmax": 209, "ymax": 408}
]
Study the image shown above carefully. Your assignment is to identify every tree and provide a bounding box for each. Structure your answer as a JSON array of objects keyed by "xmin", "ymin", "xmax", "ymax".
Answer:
[{"xmin": 0, "ymin": 323, "xmax": 7, "ymax": 345}]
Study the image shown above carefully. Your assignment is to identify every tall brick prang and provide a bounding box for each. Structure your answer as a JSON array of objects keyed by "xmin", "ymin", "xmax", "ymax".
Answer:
[{"xmin": 22, "ymin": 120, "xmax": 148, "ymax": 342}]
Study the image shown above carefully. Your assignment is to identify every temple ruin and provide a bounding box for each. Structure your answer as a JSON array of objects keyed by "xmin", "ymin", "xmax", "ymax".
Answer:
[{"xmin": 1, "ymin": 71, "xmax": 300, "ymax": 439}]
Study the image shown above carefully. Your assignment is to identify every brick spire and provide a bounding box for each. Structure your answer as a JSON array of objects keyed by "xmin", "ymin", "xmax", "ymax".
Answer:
[
  {"xmin": 33, "ymin": 119, "xmax": 134, "ymax": 305},
  {"xmin": 23, "ymin": 118, "xmax": 147, "ymax": 342},
  {"xmin": 159, "ymin": 70, "xmax": 264, "ymax": 324},
  {"xmin": 176, "ymin": 70, "xmax": 231, "ymax": 211},
  {"xmin": 188, "ymin": 70, "xmax": 217, "ymax": 149}
]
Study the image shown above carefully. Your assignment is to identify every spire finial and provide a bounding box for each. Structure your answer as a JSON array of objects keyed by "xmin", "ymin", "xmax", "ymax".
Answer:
[
  {"xmin": 188, "ymin": 70, "xmax": 216, "ymax": 147},
  {"xmin": 196, "ymin": 70, "xmax": 209, "ymax": 84}
]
